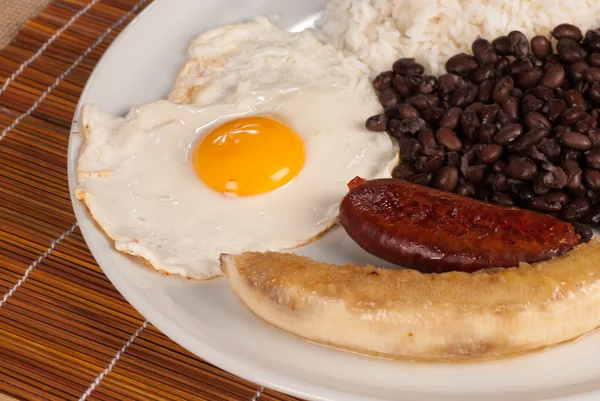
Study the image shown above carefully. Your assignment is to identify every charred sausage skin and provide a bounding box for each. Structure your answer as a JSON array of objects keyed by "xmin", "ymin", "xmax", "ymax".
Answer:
[{"xmin": 339, "ymin": 178, "xmax": 580, "ymax": 273}]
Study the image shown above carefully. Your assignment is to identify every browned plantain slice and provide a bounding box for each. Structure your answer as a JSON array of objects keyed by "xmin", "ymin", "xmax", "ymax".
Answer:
[{"xmin": 220, "ymin": 239, "xmax": 600, "ymax": 360}]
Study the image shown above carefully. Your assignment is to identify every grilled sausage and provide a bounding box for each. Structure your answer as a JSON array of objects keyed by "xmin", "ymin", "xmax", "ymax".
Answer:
[{"xmin": 339, "ymin": 177, "xmax": 580, "ymax": 273}]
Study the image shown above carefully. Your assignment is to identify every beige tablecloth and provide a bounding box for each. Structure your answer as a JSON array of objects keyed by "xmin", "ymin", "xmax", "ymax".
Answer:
[{"xmin": 0, "ymin": 0, "xmax": 51, "ymax": 48}]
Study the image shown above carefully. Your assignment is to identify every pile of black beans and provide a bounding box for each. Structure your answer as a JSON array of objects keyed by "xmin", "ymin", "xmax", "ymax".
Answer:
[{"xmin": 365, "ymin": 23, "xmax": 600, "ymax": 241}]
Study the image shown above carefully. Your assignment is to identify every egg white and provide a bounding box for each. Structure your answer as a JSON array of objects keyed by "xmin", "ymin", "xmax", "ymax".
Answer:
[{"xmin": 76, "ymin": 87, "xmax": 397, "ymax": 279}]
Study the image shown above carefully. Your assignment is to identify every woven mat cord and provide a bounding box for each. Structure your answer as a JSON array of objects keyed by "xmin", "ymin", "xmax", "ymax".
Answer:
[{"xmin": 0, "ymin": 1, "xmax": 305, "ymax": 400}]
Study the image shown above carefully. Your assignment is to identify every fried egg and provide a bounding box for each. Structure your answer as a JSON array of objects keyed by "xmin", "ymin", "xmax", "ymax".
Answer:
[
  {"xmin": 75, "ymin": 18, "xmax": 397, "ymax": 280},
  {"xmin": 168, "ymin": 16, "xmax": 372, "ymax": 106}
]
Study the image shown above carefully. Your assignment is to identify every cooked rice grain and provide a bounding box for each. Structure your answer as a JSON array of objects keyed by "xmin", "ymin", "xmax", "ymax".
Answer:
[{"xmin": 315, "ymin": 0, "xmax": 600, "ymax": 76}]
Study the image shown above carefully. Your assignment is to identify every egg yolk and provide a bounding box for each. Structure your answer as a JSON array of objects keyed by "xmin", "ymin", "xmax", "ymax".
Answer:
[{"xmin": 193, "ymin": 116, "xmax": 305, "ymax": 196}]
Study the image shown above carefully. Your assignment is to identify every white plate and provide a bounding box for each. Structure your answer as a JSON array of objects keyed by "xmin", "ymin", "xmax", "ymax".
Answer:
[{"xmin": 68, "ymin": 1, "xmax": 600, "ymax": 400}]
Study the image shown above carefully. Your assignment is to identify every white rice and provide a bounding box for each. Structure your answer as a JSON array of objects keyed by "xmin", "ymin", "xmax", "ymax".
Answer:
[{"xmin": 314, "ymin": 0, "xmax": 600, "ymax": 76}]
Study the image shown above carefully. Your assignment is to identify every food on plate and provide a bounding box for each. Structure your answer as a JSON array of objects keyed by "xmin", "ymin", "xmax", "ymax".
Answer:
[
  {"xmin": 316, "ymin": 0, "xmax": 600, "ymax": 75},
  {"xmin": 168, "ymin": 17, "xmax": 372, "ymax": 106},
  {"xmin": 221, "ymin": 239, "xmax": 600, "ymax": 360},
  {"xmin": 366, "ymin": 23, "xmax": 600, "ymax": 241},
  {"xmin": 339, "ymin": 177, "xmax": 580, "ymax": 273},
  {"xmin": 75, "ymin": 81, "xmax": 396, "ymax": 279},
  {"xmin": 75, "ymin": 0, "xmax": 600, "ymax": 363}
]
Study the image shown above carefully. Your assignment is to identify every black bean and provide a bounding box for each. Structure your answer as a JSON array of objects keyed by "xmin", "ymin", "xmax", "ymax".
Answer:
[
  {"xmin": 418, "ymin": 128, "xmax": 437, "ymax": 149},
  {"xmin": 405, "ymin": 74, "xmax": 425, "ymax": 93},
  {"xmin": 507, "ymin": 156, "xmax": 537, "ymax": 180},
  {"xmin": 539, "ymin": 64, "xmax": 566, "ymax": 89},
  {"xmin": 530, "ymin": 197, "xmax": 563, "ymax": 212},
  {"xmin": 397, "ymin": 118, "xmax": 428, "ymax": 136},
  {"xmin": 486, "ymin": 172, "xmax": 508, "ymax": 191},
  {"xmin": 508, "ymin": 59, "xmax": 534, "ymax": 78},
  {"xmin": 585, "ymin": 205, "xmax": 600, "ymax": 225},
  {"xmin": 455, "ymin": 180, "xmax": 476, "ymax": 197},
  {"xmin": 546, "ymin": 191, "xmax": 570, "ymax": 206},
  {"xmin": 552, "ymin": 24, "xmax": 583, "ymax": 42},
  {"xmin": 562, "ymin": 148, "xmax": 583, "ymax": 163},
  {"xmin": 572, "ymin": 222, "xmax": 593, "ymax": 242},
  {"xmin": 531, "ymin": 85, "xmax": 556, "ymax": 101},
  {"xmin": 439, "ymin": 107, "xmax": 462, "ymax": 129},
  {"xmin": 472, "ymin": 38, "xmax": 498, "ymax": 64},
  {"xmin": 562, "ymin": 197, "xmax": 591, "ymax": 221},
  {"xmin": 410, "ymin": 172, "xmax": 433, "ymax": 187},
  {"xmin": 492, "ymin": 159, "xmax": 508, "ymax": 174},
  {"xmin": 451, "ymin": 82, "xmax": 478, "ymax": 107},
  {"xmin": 563, "ymin": 89, "xmax": 586, "ymax": 108},
  {"xmin": 585, "ymin": 30, "xmax": 600, "ymax": 51},
  {"xmin": 518, "ymin": 67, "xmax": 542, "ymax": 88},
  {"xmin": 492, "ymin": 76, "xmax": 514, "ymax": 104},
  {"xmin": 378, "ymin": 87, "xmax": 399, "ymax": 108},
  {"xmin": 365, "ymin": 114, "xmax": 388, "ymax": 132},
  {"xmin": 497, "ymin": 110, "xmax": 514, "ymax": 126},
  {"xmin": 479, "ymin": 104, "xmax": 499, "ymax": 125},
  {"xmin": 446, "ymin": 151, "xmax": 461, "ymax": 168},
  {"xmin": 508, "ymin": 31, "xmax": 530, "ymax": 59},
  {"xmin": 492, "ymin": 36, "xmax": 511, "ymax": 56},
  {"xmin": 414, "ymin": 154, "xmax": 445, "ymax": 173},
  {"xmin": 524, "ymin": 111, "xmax": 552, "ymax": 131},
  {"xmin": 432, "ymin": 166, "xmax": 459, "ymax": 191},
  {"xmin": 502, "ymin": 96, "xmax": 520, "ymax": 120},
  {"xmin": 393, "ymin": 76, "xmax": 412, "ymax": 98},
  {"xmin": 466, "ymin": 165, "xmax": 487, "ymax": 184},
  {"xmin": 473, "ymin": 63, "xmax": 497, "ymax": 83},
  {"xmin": 531, "ymin": 35, "xmax": 552, "ymax": 58},
  {"xmin": 559, "ymin": 42, "xmax": 587, "ymax": 64},
  {"xmin": 478, "ymin": 124, "xmax": 497, "ymax": 144},
  {"xmin": 397, "ymin": 104, "xmax": 420, "ymax": 120},
  {"xmin": 544, "ymin": 99, "xmax": 568, "ymax": 122},
  {"xmin": 521, "ymin": 94, "xmax": 544, "ymax": 114},
  {"xmin": 509, "ymin": 181, "xmax": 534, "ymax": 202},
  {"xmin": 435, "ymin": 127, "xmax": 462, "ymax": 151},
  {"xmin": 539, "ymin": 138, "xmax": 562, "ymax": 162},
  {"xmin": 584, "ymin": 168, "xmax": 600, "ymax": 190},
  {"xmin": 513, "ymin": 127, "xmax": 549, "ymax": 152},
  {"xmin": 586, "ymin": 148, "xmax": 600, "ymax": 169},
  {"xmin": 391, "ymin": 164, "xmax": 416, "ymax": 180},
  {"xmin": 495, "ymin": 57, "xmax": 510, "ymax": 75},
  {"xmin": 420, "ymin": 107, "xmax": 445, "ymax": 127},
  {"xmin": 561, "ymin": 131, "xmax": 593, "ymax": 150},
  {"xmin": 530, "ymin": 55, "xmax": 545, "ymax": 68},
  {"xmin": 568, "ymin": 60, "xmax": 589, "ymax": 82},
  {"xmin": 589, "ymin": 86, "xmax": 600, "ymax": 105},
  {"xmin": 590, "ymin": 53, "xmax": 600, "ymax": 68},
  {"xmin": 575, "ymin": 115, "xmax": 597, "ymax": 133},
  {"xmin": 541, "ymin": 167, "xmax": 568, "ymax": 189},
  {"xmin": 589, "ymin": 130, "xmax": 600, "ymax": 146},
  {"xmin": 478, "ymin": 79, "xmax": 495, "ymax": 103},
  {"xmin": 563, "ymin": 159, "xmax": 587, "ymax": 196},
  {"xmin": 445, "ymin": 53, "xmax": 478, "ymax": 76},
  {"xmin": 409, "ymin": 94, "xmax": 439, "ymax": 111},
  {"xmin": 583, "ymin": 67, "xmax": 600, "ymax": 83},
  {"xmin": 526, "ymin": 146, "xmax": 550, "ymax": 164},
  {"xmin": 478, "ymin": 144, "xmax": 503, "ymax": 164},
  {"xmin": 491, "ymin": 192, "xmax": 515, "ymax": 206},
  {"xmin": 392, "ymin": 58, "xmax": 424, "ymax": 76},
  {"xmin": 372, "ymin": 71, "xmax": 395, "ymax": 91},
  {"xmin": 437, "ymin": 73, "xmax": 464, "ymax": 94},
  {"xmin": 399, "ymin": 138, "xmax": 423, "ymax": 162},
  {"xmin": 495, "ymin": 123, "xmax": 524, "ymax": 145},
  {"xmin": 533, "ymin": 174, "xmax": 551, "ymax": 195},
  {"xmin": 560, "ymin": 107, "xmax": 588, "ymax": 125},
  {"xmin": 461, "ymin": 108, "xmax": 481, "ymax": 141}
]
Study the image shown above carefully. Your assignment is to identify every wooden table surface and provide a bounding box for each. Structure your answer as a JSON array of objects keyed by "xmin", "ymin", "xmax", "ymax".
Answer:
[{"xmin": 0, "ymin": 1, "xmax": 305, "ymax": 400}]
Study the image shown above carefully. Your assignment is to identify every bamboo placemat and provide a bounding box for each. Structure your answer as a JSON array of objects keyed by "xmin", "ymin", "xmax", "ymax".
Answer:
[{"xmin": 0, "ymin": 1, "xmax": 305, "ymax": 400}]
